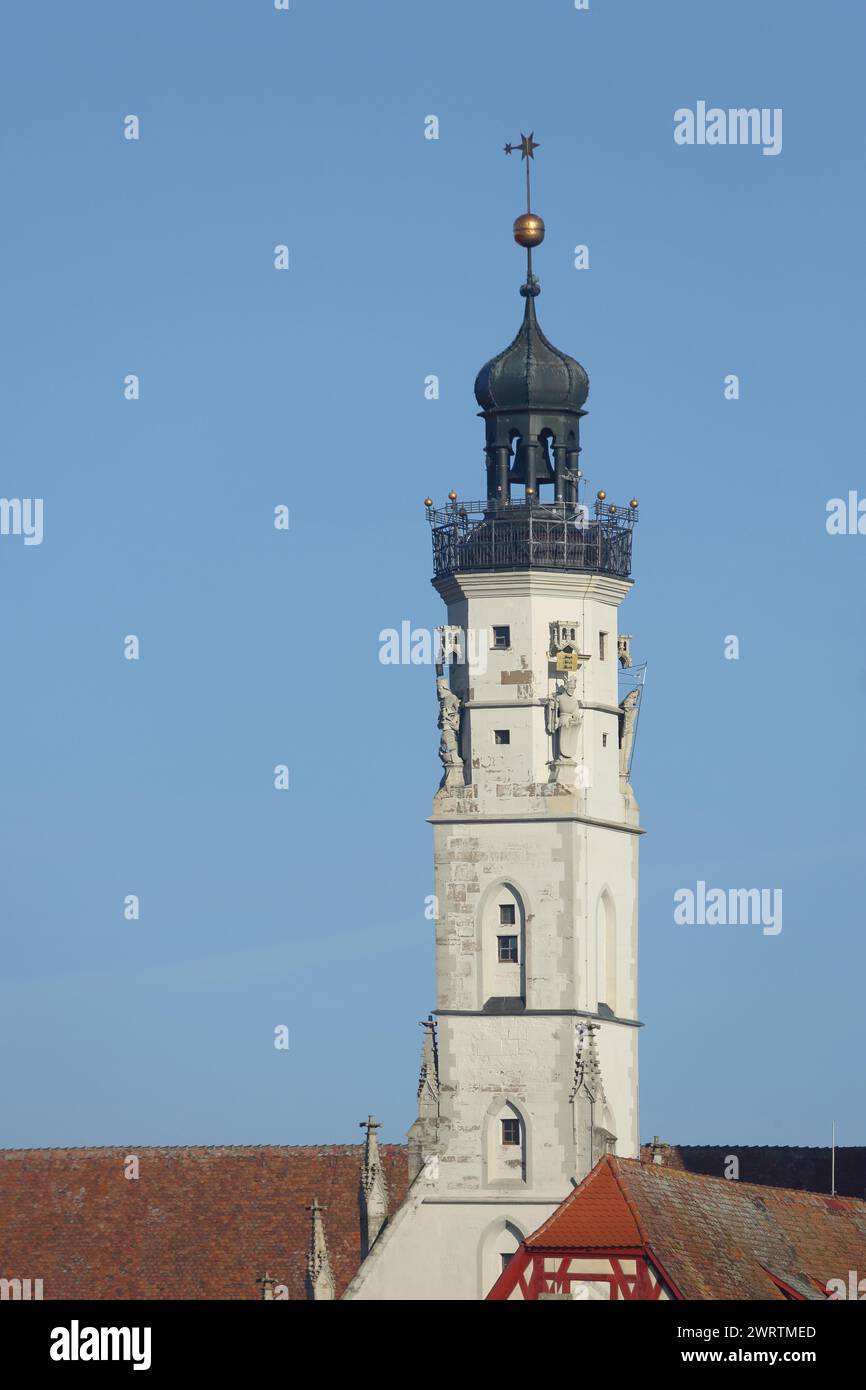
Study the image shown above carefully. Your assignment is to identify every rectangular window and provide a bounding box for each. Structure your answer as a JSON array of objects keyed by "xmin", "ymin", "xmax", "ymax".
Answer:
[
  {"xmin": 501, "ymin": 1252, "xmax": 514, "ymax": 1272},
  {"xmin": 499, "ymin": 904, "xmax": 516, "ymax": 925},
  {"xmin": 599, "ymin": 631, "xmax": 607, "ymax": 660},
  {"xmin": 492, "ymin": 626, "xmax": 511, "ymax": 649},
  {"xmin": 501, "ymin": 1118, "xmax": 521, "ymax": 1147},
  {"xmin": 602, "ymin": 733, "xmax": 608, "ymax": 747},
  {"xmin": 494, "ymin": 729, "xmax": 510, "ymax": 745},
  {"xmin": 498, "ymin": 935, "xmax": 519, "ymax": 963}
]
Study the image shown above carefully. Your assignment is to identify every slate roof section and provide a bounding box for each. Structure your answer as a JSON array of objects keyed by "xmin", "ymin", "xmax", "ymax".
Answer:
[
  {"xmin": 0, "ymin": 1144, "xmax": 408, "ymax": 1301},
  {"xmin": 640, "ymin": 1143, "xmax": 866, "ymax": 1199},
  {"xmin": 522, "ymin": 1156, "xmax": 866, "ymax": 1300}
]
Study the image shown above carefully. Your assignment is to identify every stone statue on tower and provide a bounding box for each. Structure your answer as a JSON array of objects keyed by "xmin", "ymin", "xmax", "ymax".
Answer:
[{"xmin": 546, "ymin": 672, "xmax": 583, "ymax": 762}]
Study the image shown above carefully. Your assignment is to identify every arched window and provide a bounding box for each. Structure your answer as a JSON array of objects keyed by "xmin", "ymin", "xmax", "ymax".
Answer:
[
  {"xmin": 478, "ymin": 1218, "xmax": 525, "ymax": 1298},
  {"xmin": 596, "ymin": 890, "xmax": 617, "ymax": 1013},
  {"xmin": 480, "ymin": 883, "xmax": 526, "ymax": 1006},
  {"xmin": 484, "ymin": 1099, "xmax": 528, "ymax": 1186}
]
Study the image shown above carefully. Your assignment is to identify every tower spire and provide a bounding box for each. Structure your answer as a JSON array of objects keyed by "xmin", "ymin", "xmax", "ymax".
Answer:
[{"xmin": 350, "ymin": 139, "xmax": 643, "ymax": 1300}]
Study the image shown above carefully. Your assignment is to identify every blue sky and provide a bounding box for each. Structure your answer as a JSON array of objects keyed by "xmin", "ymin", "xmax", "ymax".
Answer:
[{"xmin": 1, "ymin": 0, "xmax": 863, "ymax": 1150}]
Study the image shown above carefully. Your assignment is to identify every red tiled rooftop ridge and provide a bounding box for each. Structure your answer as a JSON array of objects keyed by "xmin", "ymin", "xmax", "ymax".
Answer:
[
  {"xmin": 526, "ymin": 1155, "xmax": 646, "ymax": 1250},
  {"xmin": 0, "ymin": 1142, "xmax": 409, "ymax": 1301}
]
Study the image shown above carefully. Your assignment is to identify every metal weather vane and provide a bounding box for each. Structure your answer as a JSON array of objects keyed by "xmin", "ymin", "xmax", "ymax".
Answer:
[
  {"xmin": 504, "ymin": 132, "xmax": 541, "ymax": 210},
  {"xmin": 504, "ymin": 133, "xmax": 545, "ymax": 284}
]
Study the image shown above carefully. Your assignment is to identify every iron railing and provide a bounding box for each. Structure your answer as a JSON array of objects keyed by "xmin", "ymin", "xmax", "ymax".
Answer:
[{"xmin": 427, "ymin": 497, "xmax": 638, "ymax": 580}]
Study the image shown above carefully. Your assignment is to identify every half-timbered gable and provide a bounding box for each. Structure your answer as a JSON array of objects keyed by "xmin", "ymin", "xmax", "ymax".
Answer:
[{"xmin": 488, "ymin": 1155, "xmax": 866, "ymax": 1300}]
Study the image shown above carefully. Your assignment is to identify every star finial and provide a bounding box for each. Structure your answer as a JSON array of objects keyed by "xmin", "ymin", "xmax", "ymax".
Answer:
[{"xmin": 505, "ymin": 133, "xmax": 540, "ymax": 161}]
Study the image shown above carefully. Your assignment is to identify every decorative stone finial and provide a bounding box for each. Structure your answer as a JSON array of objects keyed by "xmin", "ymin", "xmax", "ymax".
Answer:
[
  {"xmin": 571, "ymin": 1021, "xmax": 617, "ymax": 1181},
  {"xmin": 359, "ymin": 1116, "xmax": 389, "ymax": 1258},
  {"xmin": 305, "ymin": 1199, "xmax": 335, "ymax": 1301},
  {"xmin": 416, "ymin": 1015, "xmax": 440, "ymax": 1117},
  {"xmin": 407, "ymin": 1017, "xmax": 441, "ymax": 1184},
  {"xmin": 571, "ymin": 1020, "xmax": 604, "ymax": 1102}
]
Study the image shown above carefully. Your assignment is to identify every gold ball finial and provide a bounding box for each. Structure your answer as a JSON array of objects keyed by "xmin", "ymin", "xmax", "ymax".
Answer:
[
  {"xmin": 448, "ymin": 490, "xmax": 458, "ymax": 501},
  {"xmin": 513, "ymin": 212, "xmax": 545, "ymax": 248},
  {"xmin": 629, "ymin": 498, "xmax": 639, "ymax": 509},
  {"xmin": 597, "ymin": 489, "xmax": 606, "ymax": 501},
  {"xmin": 424, "ymin": 497, "xmax": 433, "ymax": 507}
]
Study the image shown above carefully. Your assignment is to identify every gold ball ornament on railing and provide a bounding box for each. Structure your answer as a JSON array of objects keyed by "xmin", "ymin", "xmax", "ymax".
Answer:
[{"xmin": 596, "ymin": 490, "xmax": 606, "ymax": 501}]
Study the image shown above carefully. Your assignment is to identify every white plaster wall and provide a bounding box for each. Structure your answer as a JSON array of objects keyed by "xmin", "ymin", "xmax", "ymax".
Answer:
[
  {"xmin": 343, "ymin": 1194, "xmax": 559, "ymax": 1301},
  {"xmin": 434, "ymin": 1012, "xmax": 638, "ymax": 1190},
  {"xmin": 439, "ymin": 570, "xmax": 632, "ymax": 821},
  {"xmin": 433, "ymin": 819, "xmax": 639, "ymax": 1022}
]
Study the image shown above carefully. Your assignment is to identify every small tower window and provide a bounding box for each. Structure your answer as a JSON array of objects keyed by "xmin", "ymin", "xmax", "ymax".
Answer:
[
  {"xmin": 494, "ymin": 729, "xmax": 510, "ymax": 745},
  {"xmin": 482, "ymin": 887, "xmax": 525, "ymax": 1009},
  {"xmin": 492, "ymin": 626, "xmax": 511, "ymax": 650},
  {"xmin": 602, "ymin": 732, "xmax": 608, "ymax": 747},
  {"xmin": 599, "ymin": 631, "xmax": 608, "ymax": 660},
  {"xmin": 501, "ymin": 1118, "xmax": 521, "ymax": 1146}
]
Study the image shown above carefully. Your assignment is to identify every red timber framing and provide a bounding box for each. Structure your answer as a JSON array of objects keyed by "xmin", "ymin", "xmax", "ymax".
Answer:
[{"xmin": 487, "ymin": 1246, "xmax": 683, "ymax": 1301}]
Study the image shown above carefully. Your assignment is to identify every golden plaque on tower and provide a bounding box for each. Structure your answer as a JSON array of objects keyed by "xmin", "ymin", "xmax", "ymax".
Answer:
[{"xmin": 556, "ymin": 651, "xmax": 580, "ymax": 672}]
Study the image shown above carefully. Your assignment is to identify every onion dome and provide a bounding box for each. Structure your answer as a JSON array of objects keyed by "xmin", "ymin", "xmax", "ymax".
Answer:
[
  {"xmin": 475, "ymin": 277, "xmax": 589, "ymax": 503},
  {"xmin": 474, "ymin": 278, "xmax": 589, "ymax": 415}
]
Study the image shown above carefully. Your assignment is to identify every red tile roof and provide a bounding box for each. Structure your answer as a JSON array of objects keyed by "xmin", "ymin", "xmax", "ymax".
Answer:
[
  {"xmin": 523, "ymin": 1156, "xmax": 866, "ymax": 1300},
  {"xmin": 526, "ymin": 1155, "xmax": 646, "ymax": 1250},
  {"xmin": 0, "ymin": 1145, "xmax": 408, "ymax": 1300}
]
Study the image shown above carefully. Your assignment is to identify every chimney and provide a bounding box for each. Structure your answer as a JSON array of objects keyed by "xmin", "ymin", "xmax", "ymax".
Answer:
[{"xmin": 650, "ymin": 1136, "xmax": 664, "ymax": 1165}]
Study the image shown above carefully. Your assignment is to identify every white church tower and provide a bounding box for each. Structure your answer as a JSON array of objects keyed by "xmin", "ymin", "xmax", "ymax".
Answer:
[{"xmin": 346, "ymin": 139, "xmax": 643, "ymax": 1301}]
